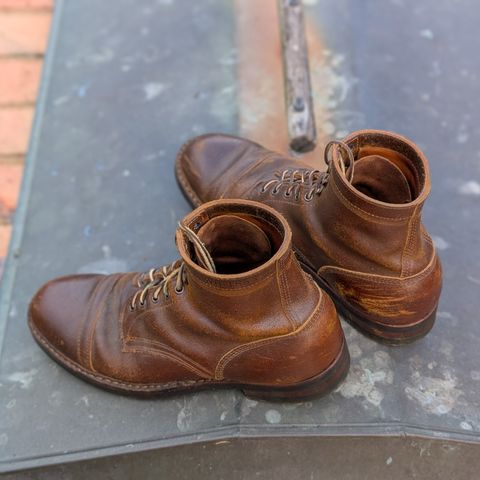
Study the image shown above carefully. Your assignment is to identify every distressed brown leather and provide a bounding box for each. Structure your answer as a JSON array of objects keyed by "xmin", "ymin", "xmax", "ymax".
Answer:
[
  {"xmin": 176, "ymin": 130, "xmax": 442, "ymax": 342},
  {"xmin": 28, "ymin": 199, "xmax": 348, "ymax": 399}
]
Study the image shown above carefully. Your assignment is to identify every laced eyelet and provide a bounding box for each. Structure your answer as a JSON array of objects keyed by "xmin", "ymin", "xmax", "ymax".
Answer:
[
  {"xmin": 260, "ymin": 184, "xmax": 268, "ymax": 193},
  {"xmin": 304, "ymin": 192, "xmax": 314, "ymax": 202},
  {"xmin": 271, "ymin": 186, "xmax": 280, "ymax": 195},
  {"xmin": 131, "ymin": 225, "xmax": 214, "ymax": 309},
  {"xmin": 284, "ymin": 190, "xmax": 292, "ymax": 198},
  {"xmin": 129, "ymin": 304, "xmax": 135, "ymax": 312}
]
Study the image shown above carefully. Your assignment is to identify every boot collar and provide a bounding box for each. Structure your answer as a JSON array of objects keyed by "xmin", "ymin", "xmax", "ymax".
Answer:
[
  {"xmin": 176, "ymin": 199, "xmax": 292, "ymax": 290},
  {"xmin": 330, "ymin": 130, "xmax": 431, "ymax": 220}
]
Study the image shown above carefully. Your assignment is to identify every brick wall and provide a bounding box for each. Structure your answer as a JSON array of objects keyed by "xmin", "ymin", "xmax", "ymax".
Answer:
[{"xmin": 0, "ymin": 0, "xmax": 52, "ymax": 278}]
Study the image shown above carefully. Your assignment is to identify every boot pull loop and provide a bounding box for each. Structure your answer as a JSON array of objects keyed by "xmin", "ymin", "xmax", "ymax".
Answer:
[
  {"xmin": 178, "ymin": 222, "xmax": 217, "ymax": 273},
  {"xmin": 324, "ymin": 140, "xmax": 355, "ymax": 183}
]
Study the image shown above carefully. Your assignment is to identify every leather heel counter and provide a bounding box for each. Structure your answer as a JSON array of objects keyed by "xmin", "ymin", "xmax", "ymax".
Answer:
[
  {"xmin": 320, "ymin": 253, "xmax": 442, "ymax": 326},
  {"xmin": 219, "ymin": 291, "xmax": 344, "ymax": 386},
  {"xmin": 277, "ymin": 251, "xmax": 322, "ymax": 330}
]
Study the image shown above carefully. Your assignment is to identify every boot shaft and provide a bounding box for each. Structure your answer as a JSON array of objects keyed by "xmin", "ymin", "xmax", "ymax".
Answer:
[
  {"xmin": 320, "ymin": 130, "xmax": 435, "ymax": 277},
  {"xmin": 177, "ymin": 199, "xmax": 320, "ymax": 333}
]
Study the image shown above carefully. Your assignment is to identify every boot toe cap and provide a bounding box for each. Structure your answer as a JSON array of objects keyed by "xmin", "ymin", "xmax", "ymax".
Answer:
[
  {"xmin": 177, "ymin": 134, "xmax": 260, "ymax": 202},
  {"xmin": 28, "ymin": 274, "xmax": 103, "ymax": 362}
]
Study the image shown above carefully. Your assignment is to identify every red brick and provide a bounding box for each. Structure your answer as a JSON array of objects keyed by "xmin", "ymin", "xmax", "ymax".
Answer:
[
  {"xmin": 0, "ymin": 163, "xmax": 22, "ymax": 220},
  {"xmin": 0, "ymin": 224, "xmax": 12, "ymax": 258},
  {"xmin": 0, "ymin": 107, "xmax": 33, "ymax": 154},
  {"xmin": 0, "ymin": 154, "xmax": 23, "ymax": 163},
  {"xmin": 0, "ymin": 0, "xmax": 52, "ymax": 9},
  {"xmin": 0, "ymin": 12, "xmax": 51, "ymax": 56},
  {"xmin": 0, "ymin": 59, "xmax": 41, "ymax": 104}
]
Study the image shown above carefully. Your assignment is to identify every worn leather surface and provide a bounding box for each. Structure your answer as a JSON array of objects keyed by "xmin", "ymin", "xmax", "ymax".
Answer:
[
  {"xmin": 28, "ymin": 199, "xmax": 344, "ymax": 389},
  {"xmin": 176, "ymin": 130, "xmax": 442, "ymax": 327}
]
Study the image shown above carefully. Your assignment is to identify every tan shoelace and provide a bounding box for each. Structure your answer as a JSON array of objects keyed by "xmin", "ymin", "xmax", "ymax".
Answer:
[
  {"xmin": 130, "ymin": 223, "xmax": 216, "ymax": 310},
  {"xmin": 261, "ymin": 140, "xmax": 355, "ymax": 201}
]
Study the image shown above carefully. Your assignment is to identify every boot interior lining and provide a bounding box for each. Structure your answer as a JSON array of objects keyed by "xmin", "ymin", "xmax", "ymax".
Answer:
[
  {"xmin": 188, "ymin": 213, "xmax": 284, "ymax": 275},
  {"xmin": 356, "ymin": 146, "xmax": 420, "ymax": 199}
]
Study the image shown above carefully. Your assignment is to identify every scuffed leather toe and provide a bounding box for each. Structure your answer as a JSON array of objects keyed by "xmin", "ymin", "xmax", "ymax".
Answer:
[
  {"xmin": 177, "ymin": 133, "xmax": 263, "ymax": 202},
  {"xmin": 28, "ymin": 274, "xmax": 103, "ymax": 362}
]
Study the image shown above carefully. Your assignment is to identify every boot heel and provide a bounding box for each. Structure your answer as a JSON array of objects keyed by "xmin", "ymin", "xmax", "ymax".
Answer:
[
  {"xmin": 342, "ymin": 306, "xmax": 437, "ymax": 345},
  {"xmin": 242, "ymin": 338, "xmax": 349, "ymax": 401},
  {"xmin": 298, "ymin": 257, "xmax": 438, "ymax": 345}
]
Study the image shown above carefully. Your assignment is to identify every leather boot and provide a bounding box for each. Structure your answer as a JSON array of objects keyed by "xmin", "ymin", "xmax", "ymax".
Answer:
[
  {"xmin": 176, "ymin": 130, "xmax": 442, "ymax": 343},
  {"xmin": 28, "ymin": 199, "xmax": 349, "ymax": 399}
]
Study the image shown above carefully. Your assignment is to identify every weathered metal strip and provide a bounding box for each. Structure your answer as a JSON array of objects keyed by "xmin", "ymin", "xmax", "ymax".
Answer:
[{"xmin": 278, "ymin": 0, "xmax": 317, "ymax": 152}]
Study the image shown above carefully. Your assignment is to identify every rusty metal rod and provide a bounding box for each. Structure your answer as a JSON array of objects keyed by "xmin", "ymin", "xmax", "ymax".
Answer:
[{"xmin": 278, "ymin": 0, "xmax": 317, "ymax": 153}]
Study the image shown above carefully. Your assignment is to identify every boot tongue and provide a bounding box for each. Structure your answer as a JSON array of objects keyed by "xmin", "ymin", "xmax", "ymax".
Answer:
[
  {"xmin": 350, "ymin": 154, "xmax": 412, "ymax": 203},
  {"xmin": 196, "ymin": 214, "xmax": 272, "ymax": 274}
]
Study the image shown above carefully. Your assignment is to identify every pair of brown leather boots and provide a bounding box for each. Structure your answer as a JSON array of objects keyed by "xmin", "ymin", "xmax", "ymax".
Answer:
[{"xmin": 28, "ymin": 130, "xmax": 442, "ymax": 400}]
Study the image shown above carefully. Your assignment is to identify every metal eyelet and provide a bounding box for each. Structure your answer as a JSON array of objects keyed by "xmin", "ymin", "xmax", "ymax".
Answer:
[
  {"xmin": 129, "ymin": 304, "xmax": 135, "ymax": 312},
  {"xmin": 271, "ymin": 186, "xmax": 280, "ymax": 195},
  {"xmin": 152, "ymin": 295, "xmax": 159, "ymax": 303},
  {"xmin": 260, "ymin": 185, "xmax": 268, "ymax": 193},
  {"xmin": 304, "ymin": 192, "xmax": 314, "ymax": 202},
  {"xmin": 284, "ymin": 190, "xmax": 292, "ymax": 198},
  {"xmin": 175, "ymin": 286, "xmax": 184, "ymax": 295}
]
